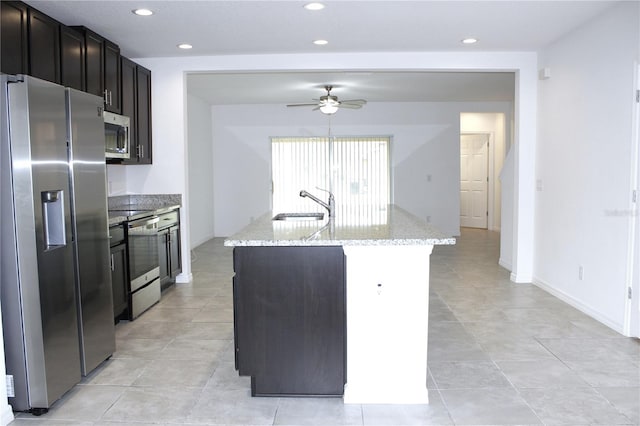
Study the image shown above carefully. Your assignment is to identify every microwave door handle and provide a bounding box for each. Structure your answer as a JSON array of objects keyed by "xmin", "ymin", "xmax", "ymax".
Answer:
[{"xmin": 118, "ymin": 127, "xmax": 126, "ymax": 152}]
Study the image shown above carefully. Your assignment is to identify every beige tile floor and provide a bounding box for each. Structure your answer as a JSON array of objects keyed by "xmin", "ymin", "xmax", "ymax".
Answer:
[{"xmin": 10, "ymin": 228, "xmax": 640, "ymax": 425}]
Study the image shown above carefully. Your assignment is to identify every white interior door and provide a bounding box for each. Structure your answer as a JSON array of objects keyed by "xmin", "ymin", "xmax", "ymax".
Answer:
[{"xmin": 460, "ymin": 134, "xmax": 489, "ymax": 228}]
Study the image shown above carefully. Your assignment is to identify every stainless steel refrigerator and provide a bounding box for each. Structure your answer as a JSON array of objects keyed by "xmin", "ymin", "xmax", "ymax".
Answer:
[{"xmin": 1, "ymin": 75, "xmax": 115, "ymax": 413}]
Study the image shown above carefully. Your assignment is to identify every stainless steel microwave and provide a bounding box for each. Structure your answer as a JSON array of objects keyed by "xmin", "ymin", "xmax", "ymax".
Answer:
[{"xmin": 104, "ymin": 111, "xmax": 130, "ymax": 159}]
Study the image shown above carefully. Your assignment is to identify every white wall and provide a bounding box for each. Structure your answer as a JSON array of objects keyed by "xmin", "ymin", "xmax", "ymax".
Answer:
[
  {"xmin": 106, "ymin": 165, "xmax": 127, "ymax": 196},
  {"xmin": 535, "ymin": 1, "xmax": 640, "ymax": 333},
  {"xmin": 210, "ymin": 102, "xmax": 512, "ymax": 238},
  {"xmin": 187, "ymin": 93, "xmax": 215, "ymax": 248},
  {"xmin": 461, "ymin": 112, "xmax": 510, "ymax": 231}
]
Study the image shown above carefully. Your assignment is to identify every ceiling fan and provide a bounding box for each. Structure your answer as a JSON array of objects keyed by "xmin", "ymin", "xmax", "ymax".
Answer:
[{"xmin": 286, "ymin": 85, "xmax": 367, "ymax": 115}]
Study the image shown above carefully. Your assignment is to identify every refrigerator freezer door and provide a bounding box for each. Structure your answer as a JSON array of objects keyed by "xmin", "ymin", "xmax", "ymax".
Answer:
[
  {"xmin": 1, "ymin": 75, "xmax": 81, "ymax": 411},
  {"xmin": 67, "ymin": 88, "xmax": 116, "ymax": 375}
]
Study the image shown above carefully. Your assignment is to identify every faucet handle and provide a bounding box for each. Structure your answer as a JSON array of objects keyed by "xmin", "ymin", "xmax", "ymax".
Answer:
[{"xmin": 315, "ymin": 186, "xmax": 333, "ymax": 196}]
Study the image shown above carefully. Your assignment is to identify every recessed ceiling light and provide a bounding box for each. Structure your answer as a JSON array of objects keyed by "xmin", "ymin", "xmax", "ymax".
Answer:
[
  {"xmin": 304, "ymin": 2, "xmax": 325, "ymax": 11},
  {"xmin": 132, "ymin": 8, "xmax": 153, "ymax": 16},
  {"xmin": 177, "ymin": 43, "xmax": 193, "ymax": 49},
  {"xmin": 313, "ymin": 39, "xmax": 328, "ymax": 46},
  {"xmin": 461, "ymin": 38, "xmax": 478, "ymax": 44}
]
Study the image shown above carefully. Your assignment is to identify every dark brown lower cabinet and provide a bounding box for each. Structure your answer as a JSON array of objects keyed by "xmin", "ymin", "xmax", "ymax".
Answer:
[
  {"xmin": 233, "ymin": 246, "xmax": 345, "ymax": 396},
  {"xmin": 158, "ymin": 225, "xmax": 181, "ymax": 290},
  {"xmin": 109, "ymin": 224, "xmax": 129, "ymax": 322},
  {"xmin": 158, "ymin": 210, "xmax": 181, "ymax": 291}
]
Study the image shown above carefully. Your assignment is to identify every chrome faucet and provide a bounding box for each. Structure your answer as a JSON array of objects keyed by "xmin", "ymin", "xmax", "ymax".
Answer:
[{"xmin": 300, "ymin": 188, "xmax": 335, "ymax": 218}]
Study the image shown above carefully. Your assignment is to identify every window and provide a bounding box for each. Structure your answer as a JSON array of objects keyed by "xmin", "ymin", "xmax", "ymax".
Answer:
[{"xmin": 271, "ymin": 136, "xmax": 390, "ymax": 224}]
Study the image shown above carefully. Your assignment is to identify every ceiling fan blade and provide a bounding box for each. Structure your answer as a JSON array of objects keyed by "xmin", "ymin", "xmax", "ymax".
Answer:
[
  {"xmin": 286, "ymin": 103, "xmax": 318, "ymax": 107},
  {"xmin": 286, "ymin": 90, "xmax": 367, "ymax": 112},
  {"xmin": 340, "ymin": 99, "xmax": 367, "ymax": 105},
  {"xmin": 338, "ymin": 103, "xmax": 364, "ymax": 109}
]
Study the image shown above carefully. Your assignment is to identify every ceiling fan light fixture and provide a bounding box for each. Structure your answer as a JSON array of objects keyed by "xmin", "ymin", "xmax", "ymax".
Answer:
[
  {"xmin": 286, "ymin": 85, "xmax": 365, "ymax": 115},
  {"xmin": 319, "ymin": 104, "xmax": 338, "ymax": 114}
]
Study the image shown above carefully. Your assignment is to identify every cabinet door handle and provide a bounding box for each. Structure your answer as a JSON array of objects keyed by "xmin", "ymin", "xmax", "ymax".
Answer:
[
  {"xmin": 103, "ymin": 89, "xmax": 108, "ymax": 105},
  {"xmin": 110, "ymin": 253, "xmax": 115, "ymax": 271},
  {"xmin": 109, "ymin": 90, "xmax": 113, "ymax": 106},
  {"xmin": 140, "ymin": 145, "xmax": 144, "ymax": 159}
]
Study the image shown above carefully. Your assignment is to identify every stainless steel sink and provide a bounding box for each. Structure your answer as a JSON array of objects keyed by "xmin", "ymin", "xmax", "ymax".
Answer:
[{"xmin": 272, "ymin": 212, "xmax": 324, "ymax": 221}]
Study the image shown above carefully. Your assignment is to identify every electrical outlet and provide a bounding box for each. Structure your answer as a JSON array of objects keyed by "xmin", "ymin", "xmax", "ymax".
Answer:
[
  {"xmin": 426, "ymin": 216, "xmax": 431, "ymax": 223},
  {"xmin": 578, "ymin": 265, "xmax": 584, "ymax": 280},
  {"xmin": 426, "ymin": 174, "xmax": 432, "ymax": 182}
]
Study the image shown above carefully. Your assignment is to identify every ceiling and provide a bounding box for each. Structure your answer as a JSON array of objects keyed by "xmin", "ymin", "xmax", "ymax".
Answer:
[{"xmin": 24, "ymin": 1, "xmax": 617, "ymax": 105}]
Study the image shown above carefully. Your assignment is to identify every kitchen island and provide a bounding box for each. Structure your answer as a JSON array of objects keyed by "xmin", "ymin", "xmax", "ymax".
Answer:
[{"xmin": 225, "ymin": 205, "xmax": 455, "ymax": 404}]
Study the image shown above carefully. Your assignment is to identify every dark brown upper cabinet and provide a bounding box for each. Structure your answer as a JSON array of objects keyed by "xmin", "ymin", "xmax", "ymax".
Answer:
[
  {"xmin": 71, "ymin": 26, "xmax": 121, "ymax": 113},
  {"xmin": 115, "ymin": 58, "xmax": 153, "ymax": 165},
  {"xmin": 82, "ymin": 28, "xmax": 104, "ymax": 97},
  {"xmin": 1, "ymin": 1, "xmax": 152, "ymax": 165},
  {"xmin": 1, "ymin": 1, "xmax": 29, "ymax": 76},
  {"xmin": 59, "ymin": 26, "xmax": 85, "ymax": 91},
  {"xmin": 104, "ymin": 40, "xmax": 121, "ymax": 113},
  {"xmin": 28, "ymin": 8, "xmax": 60, "ymax": 84},
  {"xmin": 134, "ymin": 65, "xmax": 152, "ymax": 164},
  {"xmin": 115, "ymin": 56, "xmax": 137, "ymax": 165},
  {"xmin": 121, "ymin": 57, "xmax": 137, "ymax": 128}
]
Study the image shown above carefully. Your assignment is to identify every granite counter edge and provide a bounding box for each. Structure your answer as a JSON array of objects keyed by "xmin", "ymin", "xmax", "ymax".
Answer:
[{"xmin": 224, "ymin": 237, "xmax": 456, "ymax": 247}]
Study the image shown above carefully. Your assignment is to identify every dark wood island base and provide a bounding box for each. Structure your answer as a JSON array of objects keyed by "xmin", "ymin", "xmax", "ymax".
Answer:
[{"xmin": 232, "ymin": 246, "xmax": 346, "ymax": 397}]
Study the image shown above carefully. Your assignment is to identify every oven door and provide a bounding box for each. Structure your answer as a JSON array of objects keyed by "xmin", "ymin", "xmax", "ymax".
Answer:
[{"xmin": 128, "ymin": 216, "xmax": 160, "ymax": 292}]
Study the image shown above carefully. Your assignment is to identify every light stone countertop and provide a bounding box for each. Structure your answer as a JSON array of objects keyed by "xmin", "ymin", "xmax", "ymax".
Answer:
[
  {"xmin": 108, "ymin": 194, "xmax": 182, "ymax": 225},
  {"xmin": 224, "ymin": 205, "xmax": 456, "ymax": 247}
]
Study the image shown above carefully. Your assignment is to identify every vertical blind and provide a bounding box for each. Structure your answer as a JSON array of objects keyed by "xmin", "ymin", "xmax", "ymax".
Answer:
[{"xmin": 271, "ymin": 136, "xmax": 390, "ymax": 224}]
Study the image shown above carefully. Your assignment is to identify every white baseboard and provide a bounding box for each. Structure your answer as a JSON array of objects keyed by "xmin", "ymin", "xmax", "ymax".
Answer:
[
  {"xmin": 510, "ymin": 271, "xmax": 532, "ymax": 283},
  {"xmin": 532, "ymin": 275, "xmax": 625, "ymax": 335},
  {"xmin": 175, "ymin": 272, "xmax": 193, "ymax": 284}
]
